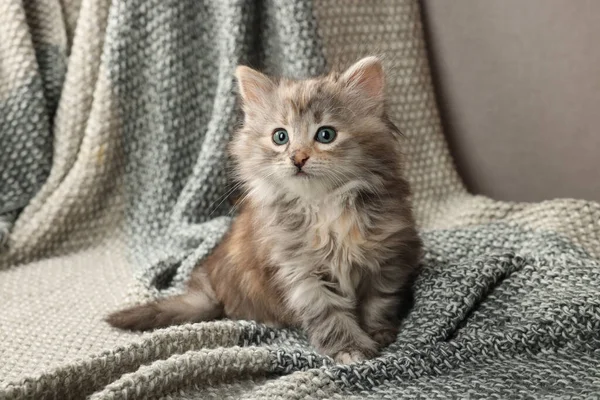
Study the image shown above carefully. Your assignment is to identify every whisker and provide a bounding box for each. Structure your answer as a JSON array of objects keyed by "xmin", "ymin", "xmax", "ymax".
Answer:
[{"xmin": 207, "ymin": 181, "xmax": 246, "ymax": 217}]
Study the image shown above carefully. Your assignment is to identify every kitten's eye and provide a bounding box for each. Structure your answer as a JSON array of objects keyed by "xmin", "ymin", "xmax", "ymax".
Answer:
[
  {"xmin": 315, "ymin": 127, "xmax": 337, "ymax": 144},
  {"xmin": 272, "ymin": 129, "xmax": 289, "ymax": 145}
]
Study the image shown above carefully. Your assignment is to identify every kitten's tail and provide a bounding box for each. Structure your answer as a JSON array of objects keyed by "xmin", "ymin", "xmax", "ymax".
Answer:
[{"xmin": 106, "ymin": 291, "xmax": 223, "ymax": 331}]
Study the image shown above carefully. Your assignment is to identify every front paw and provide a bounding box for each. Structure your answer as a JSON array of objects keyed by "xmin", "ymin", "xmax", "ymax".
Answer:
[
  {"xmin": 370, "ymin": 328, "xmax": 398, "ymax": 348},
  {"xmin": 332, "ymin": 341, "xmax": 378, "ymax": 364},
  {"xmin": 334, "ymin": 349, "xmax": 367, "ymax": 364}
]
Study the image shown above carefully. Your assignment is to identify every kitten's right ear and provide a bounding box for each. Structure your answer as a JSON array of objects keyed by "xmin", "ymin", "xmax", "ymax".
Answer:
[
  {"xmin": 235, "ymin": 66, "xmax": 274, "ymax": 106},
  {"xmin": 340, "ymin": 56, "xmax": 385, "ymax": 100}
]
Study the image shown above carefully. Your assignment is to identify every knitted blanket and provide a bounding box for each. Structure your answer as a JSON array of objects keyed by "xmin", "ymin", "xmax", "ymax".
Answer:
[{"xmin": 1, "ymin": 0, "xmax": 599, "ymax": 398}]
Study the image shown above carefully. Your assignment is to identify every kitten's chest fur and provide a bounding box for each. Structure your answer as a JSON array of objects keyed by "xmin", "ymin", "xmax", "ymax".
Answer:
[{"xmin": 260, "ymin": 193, "xmax": 393, "ymax": 295}]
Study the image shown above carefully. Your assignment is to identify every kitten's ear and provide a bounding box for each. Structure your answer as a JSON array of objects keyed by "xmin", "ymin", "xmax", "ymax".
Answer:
[
  {"xmin": 340, "ymin": 56, "xmax": 384, "ymax": 99},
  {"xmin": 235, "ymin": 66, "xmax": 274, "ymax": 106}
]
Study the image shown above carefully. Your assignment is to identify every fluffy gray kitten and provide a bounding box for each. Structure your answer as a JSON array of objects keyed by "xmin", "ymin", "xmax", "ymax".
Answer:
[{"xmin": 107, "ymin": 56, "xmax": 422, "ymax": 364}]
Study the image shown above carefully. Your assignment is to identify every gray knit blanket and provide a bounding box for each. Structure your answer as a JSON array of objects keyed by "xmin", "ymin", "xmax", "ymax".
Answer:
[{"xmin": 1, "ymin": 0, "xmax": 599, "ymax": 399}]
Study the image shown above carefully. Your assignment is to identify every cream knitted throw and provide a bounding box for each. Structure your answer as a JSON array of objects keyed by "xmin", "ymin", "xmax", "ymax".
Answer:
[{"xmin": 1, "ymin": 0, "xmax": 599, "ymax": 398}]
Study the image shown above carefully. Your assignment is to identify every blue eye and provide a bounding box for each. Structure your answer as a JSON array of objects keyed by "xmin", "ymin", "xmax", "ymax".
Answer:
[
  {"xmin": 315, "ymin": 127, "xmax": 337, "ymax": 144},
  {"xmin": 272, "ymin": 129, "xmax": 289, "ymax": 145}
]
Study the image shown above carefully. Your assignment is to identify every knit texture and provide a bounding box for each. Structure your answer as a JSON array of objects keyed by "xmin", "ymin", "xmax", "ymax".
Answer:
[{"xmin": 1, "ymin": 0, "xmax": 599, "ymax": 399}]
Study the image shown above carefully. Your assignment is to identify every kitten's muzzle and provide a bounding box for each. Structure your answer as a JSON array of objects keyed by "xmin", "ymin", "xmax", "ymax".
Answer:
[{"xmin": 291, "ymin": 151, "xmax": 310, "ymax": 169}]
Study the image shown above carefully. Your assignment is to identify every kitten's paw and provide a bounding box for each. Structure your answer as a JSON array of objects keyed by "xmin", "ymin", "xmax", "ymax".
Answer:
[
  {"xmin": 371, "ymin": 328, "xmax": 398, "ymax": 348},
  {"xmin": 332, "ymin": 341, "xmax": 378, "ymax": 364},
  {"xmin": 334, "ymin": 350, "xmax": 367, "ymax": 364}
]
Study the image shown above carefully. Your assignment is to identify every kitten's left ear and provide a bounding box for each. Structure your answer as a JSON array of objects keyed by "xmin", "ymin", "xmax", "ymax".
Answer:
[
  {"xmin": 340, "ymin": 56, "xmax": 384, "ymax": 99},
  {"xmin": 235, "ymin": 66, "xmax": 275, "ymax": 106}
]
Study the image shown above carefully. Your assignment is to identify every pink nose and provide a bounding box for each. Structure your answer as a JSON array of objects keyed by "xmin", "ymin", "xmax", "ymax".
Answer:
[{"xmin": 291, "ymin": 151, "xmax": 310, "ymax": 168}]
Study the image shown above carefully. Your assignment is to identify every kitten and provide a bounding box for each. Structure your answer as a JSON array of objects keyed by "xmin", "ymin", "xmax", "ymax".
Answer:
[{"xmin": 107, "ymin": 56, "xmax": 422, "ymax": 364}]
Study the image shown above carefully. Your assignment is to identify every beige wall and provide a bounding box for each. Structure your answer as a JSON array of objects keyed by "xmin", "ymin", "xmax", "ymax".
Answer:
[{"xmin": 421, "ymin": 0, "xmax": 600, "ymax": 202}]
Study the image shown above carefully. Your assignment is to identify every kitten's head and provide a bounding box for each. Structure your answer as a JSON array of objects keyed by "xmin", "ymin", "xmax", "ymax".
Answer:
[{"xmin": 231, "ymin": 56, "xmax": 403, "ymax": 203}]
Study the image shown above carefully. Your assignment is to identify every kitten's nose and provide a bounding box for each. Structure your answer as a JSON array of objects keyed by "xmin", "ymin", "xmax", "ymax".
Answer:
[{"xmin": 291, "ymin": 151, "xmax": 310, "ymax": 168}]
